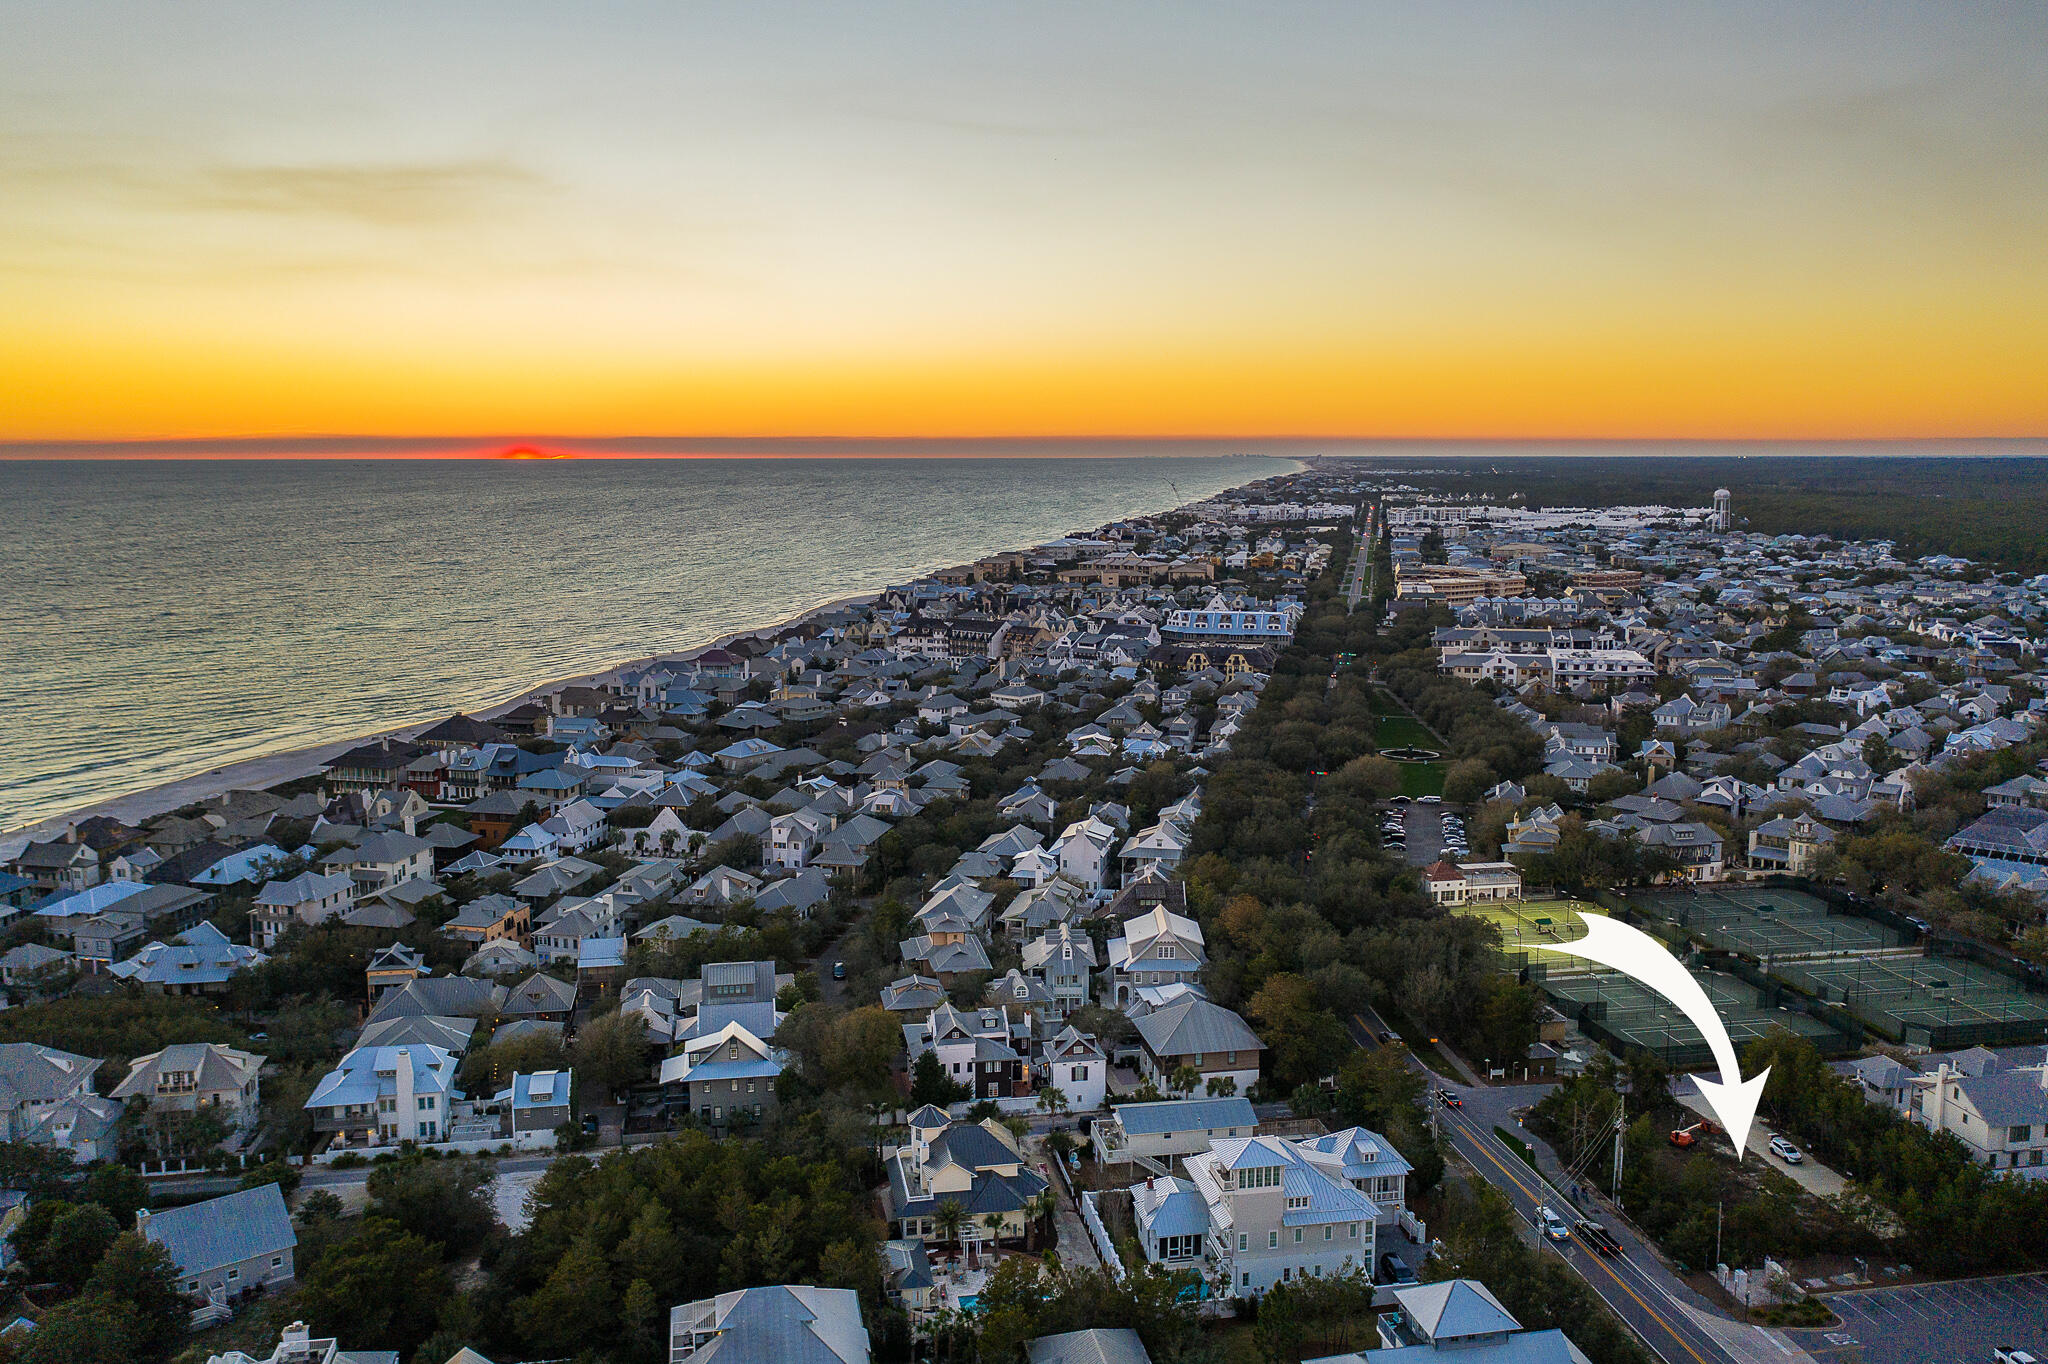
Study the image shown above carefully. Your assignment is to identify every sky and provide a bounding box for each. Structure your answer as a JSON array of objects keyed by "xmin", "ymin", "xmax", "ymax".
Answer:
[{"xmin": 4, "ymin": 2, "xmax": 2047, "ymax": 445}]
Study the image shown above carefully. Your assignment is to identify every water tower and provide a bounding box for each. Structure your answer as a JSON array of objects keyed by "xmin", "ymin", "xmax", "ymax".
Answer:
[{"xmin": 1713, "ymin": 487, "xmax": 1732, "ymax": 533}]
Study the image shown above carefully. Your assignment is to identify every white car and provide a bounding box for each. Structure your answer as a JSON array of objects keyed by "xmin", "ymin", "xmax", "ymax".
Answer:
[
  {"xmin": 1767, "ymin": 1136, "xmax": 1804, "ymax": 1164},
  {"xmin": 1419, "ymin": 795, "xmax": 1442, "ymax": 804},
  {"xmin": 1536, "ymin": 1205, "xmax": 1571, "ymax": 1242}
]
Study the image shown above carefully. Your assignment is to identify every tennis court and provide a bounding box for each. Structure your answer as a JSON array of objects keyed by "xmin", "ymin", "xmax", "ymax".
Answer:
[
  {"xmin": 1776, "ymin": 953, "xmax": 2048, "ymax": 1044},
  {"xmin": 1625, "ymin": 884, "xmax": 1907, "ymax": 958},
  {"xmin": 1542, "ymin": 966, "xmax": 1840, "ymax": 1066},
  {"xmin": 1456, "ymin": 899, "xmax": 1606, "ymax": 953}
]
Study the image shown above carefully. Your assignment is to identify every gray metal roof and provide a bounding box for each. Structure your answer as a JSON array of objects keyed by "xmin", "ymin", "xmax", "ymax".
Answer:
[
  {"xmin": 1026, "ymin": 1328, "xmax": 1154, "ymax": 1364},
  {"xmin": 140, "ymin": 1182, "xmax": 295, "ymax": 1276}
]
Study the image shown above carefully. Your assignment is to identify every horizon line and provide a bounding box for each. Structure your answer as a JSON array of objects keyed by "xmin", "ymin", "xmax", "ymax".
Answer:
[{"xmin": 5, "ymin": 434, "xmax": 2048, "ymax": 461}]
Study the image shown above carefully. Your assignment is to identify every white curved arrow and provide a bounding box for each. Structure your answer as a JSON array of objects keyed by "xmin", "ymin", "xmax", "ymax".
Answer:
[{"xmin": 1533, "ymin": 915, "xmax": 1770, "ymax": 1160}]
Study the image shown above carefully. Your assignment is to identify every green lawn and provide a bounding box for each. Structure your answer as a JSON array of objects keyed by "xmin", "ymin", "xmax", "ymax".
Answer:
[{"xmin": 1399, "ymin": 762, "xmax": 1446, "ymax": 797}]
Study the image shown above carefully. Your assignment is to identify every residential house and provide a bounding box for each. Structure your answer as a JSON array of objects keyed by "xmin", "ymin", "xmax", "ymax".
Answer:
[
  {"xmin": 110, "ymin": 1043, "xmax": 264, "ymax": 1132},
  {"xmin": 1175, "ymin": 1133, "xmax": 1379, "ymax": 1295},
  {"xmin": 139, "ymin": 1183, "xmax": 296, "ymax": 1303},
  {"xmin": 1105, "ymin": 903, "xmax": 1207, "ymax": 1007},
  {"xmin": 0, "ymin": 1044, "xmax": 102, "ymax": 1144},
  {"xmin": 883, "ymin": 1113, "xmax": 1049, "ymax": 1247},
  {"xmin": 1092, "ymin": 1096, "xmax": 1258, "ymax": 1169},
  {"xmin": 1302, "ymin": 1278, "xmax": 1593, "ymax": 1363},
  {"xmin": 1036, "ymin": 1027, "xmax": 1108, "ymax": 1113},
  {"xmin": 658, "ymin": 1020, "xmax": 783, "ymax": 1130},
  {"xmin": 1131, "ymin": 997, "xmax": 1263, "ymax": 1095},
  {"xmin": 303, "ymin": 1043, "xmax": 461, "ymax": 1148},
  {"xmin": 1021, "ymin": 923, "xmax": 1098, "ymax": 1017},
  {"xmin": 497, "ymin": 1069, "xmax": 573, "ymax": 1147},
  {"xmin": 251, "ymin": 870, "xmax": 355, "ymax": 949},
  {"xmin": 668, "ymin": 1285, "xmax": 869, "ymax": 1364}
]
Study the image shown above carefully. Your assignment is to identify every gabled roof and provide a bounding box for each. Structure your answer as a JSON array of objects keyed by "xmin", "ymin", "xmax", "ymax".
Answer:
[{"xmin": 140, "ymin": 1183, "xmax": 295, "ymax": 1277}]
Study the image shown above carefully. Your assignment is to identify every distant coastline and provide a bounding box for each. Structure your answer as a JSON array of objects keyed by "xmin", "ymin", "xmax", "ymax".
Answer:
[
  {"xmin": 4, "ymin": 436, "xmax": 2046, "ymax": 460},
  {"xmin": 0, "ymin": 586, "xmax": 883, "ymax": 858},
  {"xmin": 0, "ymin": 455, "xmax": 1292, "ymax": 853}
]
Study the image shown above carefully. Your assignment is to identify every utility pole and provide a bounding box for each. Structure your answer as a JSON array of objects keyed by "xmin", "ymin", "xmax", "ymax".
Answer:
[
  {"xmin": 1715, "ymin": 1199, "xmax": 1724, "ymax": 1269},
  {"xmin": 1611, "ymin": 1094, "xmax": 1626, "ymax": 1202}
]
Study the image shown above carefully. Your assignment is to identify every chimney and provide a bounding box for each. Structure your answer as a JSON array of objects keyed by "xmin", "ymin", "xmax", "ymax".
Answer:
[{"xmin": 63, "ymin": 825, "xmax": 78, "ymax": 844}]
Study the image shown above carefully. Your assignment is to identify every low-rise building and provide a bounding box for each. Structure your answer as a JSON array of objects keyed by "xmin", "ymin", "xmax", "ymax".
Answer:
[
  {"xmin": 110, "ymin": 1042, "xmax": 265, "ymax": 1132},
  {"xmin": 668, "ymin": 1284, "xmax": 869, "ymax": 1363},
  {"xmin": 139, "ymin": 1183, "xmax": 296, "ymax": 1303}
]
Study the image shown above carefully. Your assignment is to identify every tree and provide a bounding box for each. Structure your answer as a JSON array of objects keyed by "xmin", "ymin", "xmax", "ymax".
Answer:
[
  {"xmin": 364, "ymin": 1154, "xmax": 497, "ymax": 1254},
  {"xmin": 85, "ymin": 1233, "xmax": 185, "ymax": 1362},
  {"xmin": 933, "ymin": 1197, "xmax": 967, "ymax": 1251},
  {"xmin": 299, "ymin": 1220, "xmax": 453, "ymax": 1357},
  {"xmin": 513, "ymin": 1234, "xmax": 616, "ymax": 1357},
  {"xmin": 1441, "ymin": 758, "xmax": 1497, "ymax": 807},
  {"xmin": 1035, "ymin": 1085, "xmax": 1069, "ymax": 1119},
  {"xmin": 28, "ymin": 1201, "xmax": 117, "ymax": 1291},
  {"xmin": 79, "ymin": 1163, "xmax": 148, "ymax": 1224},
  {"xmin": 910, "ymin": 1049, "xmax": 967, "ymax": 1108},
  {"xmin": 571, "ymin": 1010, "xmax": 653, "ymax": 1101},
  {"xmin": 1167, "ymin": 1065, "xmax": 1202, "ymax": 1097},
  {"xmin": 13, "ymin": 1296, "xmax": 143, "ymax": 1364},
  {"xmin": 1206, "ymin": 1075, "xmax": 1237, "ymax": 1097},
  {"xmin": 1246, "ymin": 972, "xmax": 1349, "ymax": 1092}
]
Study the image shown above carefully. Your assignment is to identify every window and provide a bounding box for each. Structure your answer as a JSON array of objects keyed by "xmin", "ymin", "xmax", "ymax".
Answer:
[
  {"xmin": 227, "ymin": 1269, "xmax": 240, "ymax": 1282},
  {"xmin": 1286, "ymin": 1195, "xmax": 1310, "ymax": 1211},
  {"xmin": 417, "ymin": 1096, "xmax": 434, "ymax": 1110},
  {"xmin": 1349, "ymin": 1224, "xmax": 1358, "ymax": 1238},
  {"xmin": 1239, "ymin": 1165, "xmax": 1281, "ymax": 1189},
  {"xmin": 2012, "ymin": 1125, "xmax": 2033, "ymax": 1144},
  {"xmin": 271, "ymin": 1255, "xmax": 284, "ymax": 1268},
  {"xmin": 1268, "ymin": 1231, "xmax": 1279, "ymax": 1249},
  {"xmin": 1294, "ymin": 1228, "xmax": 1303, "ymax": 1244},
  {"xmin": 1238, "ymin": 1234, "xmax": 1247, "ymax": 1251},
  {"xmin": 730, "ymin": 1080, "xmax": 739, "ymax": 1092},
  {"xmin": 746, "ymin": 1080, "xmax": 755, "ymax": 1093},
  {"xmin": 1324, "ymin": 1226, "xmax": 1333, "ymax": 1241}
]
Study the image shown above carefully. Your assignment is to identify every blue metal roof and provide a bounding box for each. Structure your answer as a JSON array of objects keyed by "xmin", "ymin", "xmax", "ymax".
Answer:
[
  {"xmin": 141, "ymin": 1183, "xmax": 294, "ymax": 1276},
  {"xmin": 1113, "ymin": 1096, "xmax": 1256, "ymax": 1136}
]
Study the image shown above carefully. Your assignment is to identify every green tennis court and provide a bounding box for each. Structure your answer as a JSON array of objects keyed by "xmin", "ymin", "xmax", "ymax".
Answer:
[{"xmin": 1624, "ymin": 884, "xmax": 1906, "ymax": 957}]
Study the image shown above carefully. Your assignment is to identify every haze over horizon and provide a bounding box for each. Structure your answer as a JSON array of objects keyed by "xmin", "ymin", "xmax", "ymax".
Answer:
[{"xmin": 7, "ymin": 2, "xmax": 2047, "ymax": 444}]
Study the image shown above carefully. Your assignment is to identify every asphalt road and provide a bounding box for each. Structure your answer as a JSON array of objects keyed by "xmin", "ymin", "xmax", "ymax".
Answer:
[
  {"xmin": 1342, "ymin": 1007, "xmax": 1801, "ymax": 1364},
  {"xmin": 1433, "ymin": 1096, "xmax": 1746, "ymax": 1364}
]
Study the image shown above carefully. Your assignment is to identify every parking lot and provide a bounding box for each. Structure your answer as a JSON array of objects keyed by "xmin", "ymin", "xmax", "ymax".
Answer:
[
  {"xmin": 1382, "ymin": 799, "xmax": 1460, "ymax": 867},
  {"xmin": 1794, "ymin": 1274, "xmax": 2048, "ymax": 1364}
]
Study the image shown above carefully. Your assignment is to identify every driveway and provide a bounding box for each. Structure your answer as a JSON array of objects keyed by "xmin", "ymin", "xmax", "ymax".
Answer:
[
  {"xmin": 1794, "ymin": 1274, "xmax": 2048, "ymax": 1364},
  {"xmin": 816, "ymin": 903, "xmax": 871, "ymax": 1005},
  {"xmin": 1677, "ymin": 1082, "xmax": 1848, "ymax": 1199}
]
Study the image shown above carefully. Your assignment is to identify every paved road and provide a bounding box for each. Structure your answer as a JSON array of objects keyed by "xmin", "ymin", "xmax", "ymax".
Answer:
[
  {"xmin": 1792, "ymin": 1273, "xmax": 2048, "ymax": 1364},
  {"xmin": 1433, "ymin": 1094, "xmax": 1751, "ymax": 1364},
  {"xmin": 1343, "ymin": 1013, "xmax": 1811, "ymax": 1364},
  {"xmin": 817, "ymin": 901, "xmax": 874, "ymax": 1006}
]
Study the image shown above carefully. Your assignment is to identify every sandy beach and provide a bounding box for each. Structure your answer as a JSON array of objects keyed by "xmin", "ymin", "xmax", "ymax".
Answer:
[{"xmin": 0, "ymin": 589, "xmax": 881, "ymax": 859}]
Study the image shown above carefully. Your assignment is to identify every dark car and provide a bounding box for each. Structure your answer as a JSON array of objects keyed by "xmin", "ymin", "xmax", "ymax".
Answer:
[
  {"xmin": 1575, "ymin": 1220, "xmax": 1622, "ymax": 1257},
  {"xmin": 1377, "ymin": 1252, "xmax": 1418, "ymax": 1285},
  {"xmin": 1436, "ymin": 1089, "xmax": 1462, "ymax": 1109},
  {"xmin": 832, "ymin": 960, "xmax": 847, "ymax": 980},
  {"xmin": 581, "ymin": 1114, "xmax": 600, "ymax": 1136}
]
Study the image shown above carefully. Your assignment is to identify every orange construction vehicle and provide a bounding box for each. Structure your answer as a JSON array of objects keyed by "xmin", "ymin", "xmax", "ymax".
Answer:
[{"xmin": 1668, "ymin": 1117, "xmax": 1723, "ymax": 1150}]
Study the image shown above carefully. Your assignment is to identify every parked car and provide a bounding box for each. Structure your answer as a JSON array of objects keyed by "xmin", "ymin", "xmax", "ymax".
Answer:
[
  {"xmin": 832, "ymin": 960, "xmax": 847, "ymax": 980},
  {"xmin": 1993, "ymin": 1350, "xmax": 2040, "ymax": 1364},
  {"xmin": 1537, "ymin": 1205, "xmax": 1571, "ymax": 1242},
  {"xmin": 1419, "ymin": 795, "xmax": 1442, "ymax": 804},
  {"xmin": 1376, "ymin": 1251, "xmax": 1418, "ymax": 1285},
  {"xmin": 1768, "ymin": 1136, "xmax": 1804, "ymax": 1164}
]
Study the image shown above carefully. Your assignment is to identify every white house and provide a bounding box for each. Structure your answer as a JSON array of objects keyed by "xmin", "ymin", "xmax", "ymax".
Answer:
[{"xmin": 1173, "ymin": 1134, "xmax": 1379, "ymax": 1296}]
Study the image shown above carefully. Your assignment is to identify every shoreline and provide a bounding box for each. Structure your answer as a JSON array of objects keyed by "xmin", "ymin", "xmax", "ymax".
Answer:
[
  {"xmin": 0, "ymin": 587, "xmax": 881, "ymax": 859},
  {"xmin": 0, "ymin": 461, "xmax": 1287, "ymax": 856}
]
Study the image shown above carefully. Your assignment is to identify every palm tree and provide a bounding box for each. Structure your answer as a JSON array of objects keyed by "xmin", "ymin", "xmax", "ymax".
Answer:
[
  {"xmin": 1206, "ymin": 1075, "xmax": 1237, "ymax": 1097},
  {"xmin": 933, "ymin": 1197, "xmax": 967, "ymax": 1254},
  {"xmin": 981, "ymin": 1211, "xmax": 1006, "ymax": 1249},
  {"xmin": 1169, "ymin": 1064, "xmax": 1202, "ymax": 1097},
  {"xmin": 1036, "ymin": 1084, "xmax": 1069, "ymax": 1119}
]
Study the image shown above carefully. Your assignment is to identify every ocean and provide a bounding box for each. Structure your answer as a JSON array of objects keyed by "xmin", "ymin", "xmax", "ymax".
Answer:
[{"xmin": 0, "ymin": 455, "xmax": 1292, "ymax": 833}]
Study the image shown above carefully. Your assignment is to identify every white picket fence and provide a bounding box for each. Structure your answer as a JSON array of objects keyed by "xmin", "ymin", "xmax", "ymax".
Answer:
[{"xmin": 1078, "ymin": 1190, "xmax": 1126, "ymax": 1282}]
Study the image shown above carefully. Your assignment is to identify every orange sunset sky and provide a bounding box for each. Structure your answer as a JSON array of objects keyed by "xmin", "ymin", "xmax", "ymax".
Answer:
[{"xmin": 4, "ymin": 2, "xmax": 2046, "ymax": 445}]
